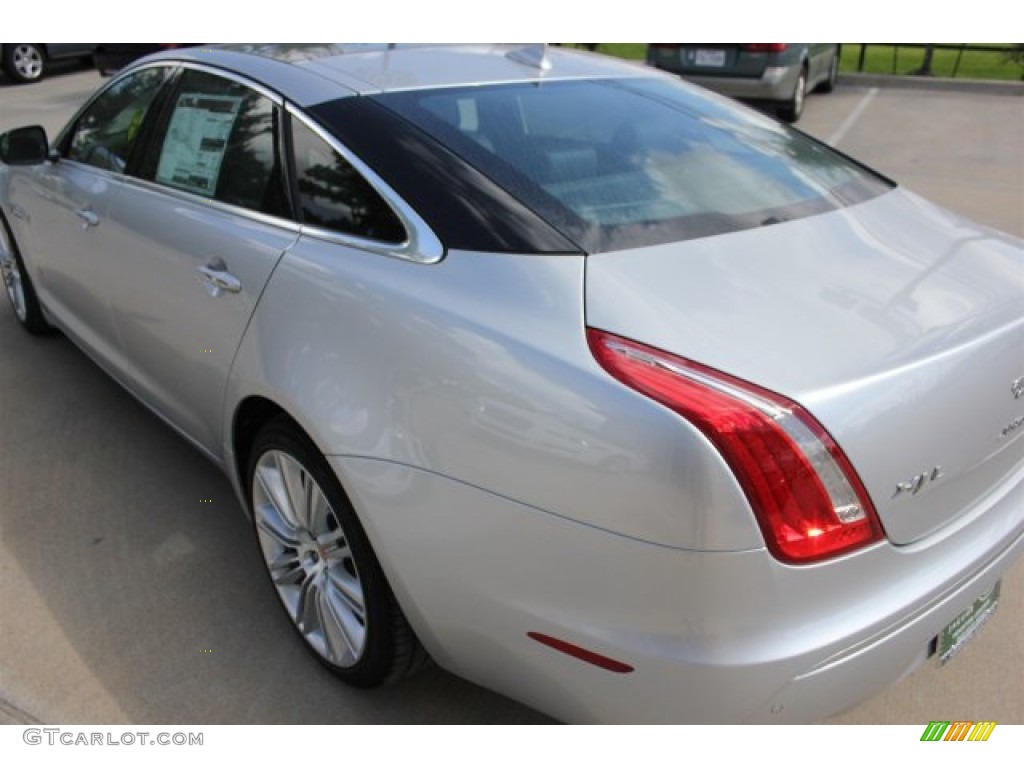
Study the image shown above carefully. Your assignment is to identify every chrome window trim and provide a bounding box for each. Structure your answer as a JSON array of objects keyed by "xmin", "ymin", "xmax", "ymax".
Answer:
[
  {"xmin": 119, "ymin": 174, "xmax": 303, "ymax": 234},
  {"xmin": 53, "ymin": 158, "xmax": 302, "ymax": 234},
  {"xmin": 287, "ymin": 104, "xmax": 445, "ymax": 265},
  {"xmin": 58, "ymin": 157, "xmax": 134, "ymax": 184},
  {"xmin": 173, "ymin": 61, "xmax": 285, "ymax": 106}
]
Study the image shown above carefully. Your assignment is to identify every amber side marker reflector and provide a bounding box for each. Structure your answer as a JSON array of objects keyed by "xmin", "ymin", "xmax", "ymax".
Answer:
[{"xmin": 527, "ymin": 632, "xmax": 634, "ymax": 674}]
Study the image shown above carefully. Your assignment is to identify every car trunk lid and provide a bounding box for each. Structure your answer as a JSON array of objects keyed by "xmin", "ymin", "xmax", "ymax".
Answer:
[
  {"xmin": 649, "ymin": 44, "xmax": 771, "ymax": 78},
  {"xmin": 585, "ymin": 189, "xmax": 1024, "ymax": 546}
]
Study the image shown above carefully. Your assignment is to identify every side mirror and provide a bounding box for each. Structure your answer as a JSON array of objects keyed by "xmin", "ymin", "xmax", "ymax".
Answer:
[{"xmin": 0, "ymin": 125, "xmax": 50, "ymax": 166}]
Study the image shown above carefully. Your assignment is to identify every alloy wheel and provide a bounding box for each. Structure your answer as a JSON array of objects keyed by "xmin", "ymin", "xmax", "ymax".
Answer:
[
  {"xmin": 793, "ymin": 71, "xmax": 807, "ymax": 116},
  {"xmin": 11, "ymin": 45, "xmax": 44, "ymax": 81},
  {"xmin": 0, "ymin": 225, "xmax": 28, "ymax": 322},
  {"xmin": 252, "ymin": 449, "xmax": 368, "ymax": 667}
]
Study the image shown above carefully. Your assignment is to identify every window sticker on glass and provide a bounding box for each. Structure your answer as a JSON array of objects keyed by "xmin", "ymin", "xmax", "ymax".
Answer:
[{"xmin": 156, "ymin": 93, "xmax": 243, "ymax": 196}]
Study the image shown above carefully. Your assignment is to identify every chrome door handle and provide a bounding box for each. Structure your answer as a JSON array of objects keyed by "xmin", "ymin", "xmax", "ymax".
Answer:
[
  {"xmin": 197, "ymin": 263, "xmax": 242, "ymax": 295},
  {"xmin": 76, "ymin": 209, "xmax": 100, "ymax": 229}
]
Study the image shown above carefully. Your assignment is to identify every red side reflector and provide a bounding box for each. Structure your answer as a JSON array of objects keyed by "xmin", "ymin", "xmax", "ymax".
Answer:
[{"xmin": 527, "ymin": 632, "xmax": 634, "ymax": 674}]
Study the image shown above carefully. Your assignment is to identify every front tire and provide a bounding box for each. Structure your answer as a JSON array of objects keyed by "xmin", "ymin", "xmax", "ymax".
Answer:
[
  {"xmin": 0, "ymin": 215, "xmax": 52, "ymax": 334},
  {"xmin": 247, "ymin": 417, "xmax": 426, "ymax": 687},
  {"xmin": 3, "ymin": 44, "xmax": 47, "ymax": 83}
]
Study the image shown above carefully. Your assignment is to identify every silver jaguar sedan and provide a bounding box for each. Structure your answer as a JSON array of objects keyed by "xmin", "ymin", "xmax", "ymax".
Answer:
[{"xmin": 1, "ymin": 44, "xmax": 1021, "ymax": 724}]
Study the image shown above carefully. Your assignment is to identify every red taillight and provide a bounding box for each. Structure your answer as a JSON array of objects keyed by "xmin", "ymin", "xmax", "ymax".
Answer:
[
  {"xmin": 588, "ymin": 329, "xmax": 884, "ymax": 564},
  {"xmin": 741, "ymin": 43, "xmax": 789, "ymax": 53}
]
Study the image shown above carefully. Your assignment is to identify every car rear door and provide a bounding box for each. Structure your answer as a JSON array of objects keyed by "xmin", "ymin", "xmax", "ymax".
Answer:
[{"xmin": 100, "ymin": 66, "xmax": 298, "ymax": 456}]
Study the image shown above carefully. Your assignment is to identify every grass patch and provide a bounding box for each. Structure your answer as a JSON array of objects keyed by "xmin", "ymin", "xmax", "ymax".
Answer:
[
  {"xmin": 839, "ymin": 44, "xmax": 1022, "ymax": 81},
  {"xmin": 562, "ymin": 44, "xmax": 1024, "ymax": 81},
  {"xmin": 561, "ymin": 44, "xmax": 647, "ymax": 61}
]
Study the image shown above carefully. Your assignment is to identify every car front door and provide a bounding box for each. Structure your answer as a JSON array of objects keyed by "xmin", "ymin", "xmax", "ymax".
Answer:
[
  {"xmin": 11, "ymin": 65, "xmax": 173, "ymax": 370},
  {"xmin": 100, "ymin": 66, "xmax": 298, "ymax": 456}
]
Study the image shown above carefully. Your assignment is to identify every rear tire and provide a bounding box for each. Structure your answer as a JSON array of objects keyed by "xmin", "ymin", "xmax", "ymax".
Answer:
[
  {"xmin": 778, "ymin": 65, "xmax": 808, "ymax": 123},
  {"xmin": 2, "ymin": 44, "xmax": 47, "ymax": 84},
  {"xmin": 247, "ymin": 416, "xmax": 428, "ymax": 687},
  {"xmin": 817, "ymin": 50, "xmax": 839, "ymax": 93},
  {"xmin": 0, "ymin": 214, "xmax": 52, "ymax": 334}
]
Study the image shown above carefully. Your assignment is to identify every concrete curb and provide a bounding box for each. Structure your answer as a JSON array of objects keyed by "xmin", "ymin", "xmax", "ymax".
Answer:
[{"xmin": 838, "ymin": 72, "xmax": 1024, "ymax": 95}]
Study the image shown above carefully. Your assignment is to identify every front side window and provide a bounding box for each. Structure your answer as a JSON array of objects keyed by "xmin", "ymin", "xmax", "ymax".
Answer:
[
  {"xmin": 150, "ymin": 69, "xmax": 287, "ymax": 217},
  {"xmin": 290, "ymin": 117, "xmax": 405, "ymax": 243},
  {"xmin": 67, "ymin": 67, "xmax": 170, "ymax": 173}
]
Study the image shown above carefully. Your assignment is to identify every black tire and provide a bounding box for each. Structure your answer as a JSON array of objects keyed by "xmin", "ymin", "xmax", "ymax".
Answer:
[
  {"xmin": 817, "ymin": 49, "xmax": 839, "ymax": 94},
  {"xmin": 778, "ymin": 65, "xmax": 808, "ymax": 123},
  {"xmin": 2, "ymin": 44, "xmax": 47, "ymax": 84},
  {"xmin": 247, "ymin": 416, "xmax": 427, "ymax": 688},
  {"xmin": 0, "ymin": 213, "xmax": 53, "ymax": 334}
]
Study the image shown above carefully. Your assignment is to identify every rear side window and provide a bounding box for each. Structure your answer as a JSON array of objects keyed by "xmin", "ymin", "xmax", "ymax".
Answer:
[
  {"xmin": 149, "ymin": 69, "xmax": 288, "ymax": 217},
  {"xmin": 375, "ymin": 78, "xmax": 892, "ymax": 252},
  {"xmin": 67, "ymin": 67, "xmax": 170, "ymax": 173},
  {"xmin": 290, "ymin": 117, "xmax": 406, "ymax": 244}
]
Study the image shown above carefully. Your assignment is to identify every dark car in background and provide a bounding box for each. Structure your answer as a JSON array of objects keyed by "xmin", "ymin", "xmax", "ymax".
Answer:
[
  {"xmin": 646, "ymin": 43, "xmax": 839, "ymax": 122},
  {"xmin": 1, "ymin": 43, "xmax": 96, "ymax": 84}
]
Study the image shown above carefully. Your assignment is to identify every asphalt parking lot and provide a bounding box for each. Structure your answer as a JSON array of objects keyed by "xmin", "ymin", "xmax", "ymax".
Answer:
[{"xmin": 1, "ymin": 66, "xmax": 1022, "ymax": 725}]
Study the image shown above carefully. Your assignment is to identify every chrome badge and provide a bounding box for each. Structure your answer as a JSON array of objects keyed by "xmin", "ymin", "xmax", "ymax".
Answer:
[
  {"xmin": 1012, "ymin": 376, "xmax": 1024, "ymax": 400},
  {"xmin": 892, "ymin": 466, "xmax": 943, "ymax": 499}
]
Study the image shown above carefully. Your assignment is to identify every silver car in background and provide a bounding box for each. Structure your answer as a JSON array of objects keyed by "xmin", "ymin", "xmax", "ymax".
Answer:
[
  {"xmin": 646, "ymin": 43, "xmax": 839, "ymax": 121},
  {"xmin": 1, "ymin": 44, "xmax": 1022, "ymax": 723}
]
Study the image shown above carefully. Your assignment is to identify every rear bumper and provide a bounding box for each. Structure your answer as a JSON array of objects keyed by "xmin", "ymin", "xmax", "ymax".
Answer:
[
  {"xmin": 333, "ymin": 454, "xmax": 1024, "ymax": 723},
  {"xmin": 757, "ymin": 523, "xmax": 1022, "ymax": 721},
  {"xmin": 660, "ymin": 65, "xmax": 801, "ymax": 103}
]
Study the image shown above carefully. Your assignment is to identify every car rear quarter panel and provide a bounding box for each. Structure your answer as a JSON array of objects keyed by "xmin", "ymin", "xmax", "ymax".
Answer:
[{"xmin": 223, "ymin": 242, "xmax": 764, "ymax": 553}]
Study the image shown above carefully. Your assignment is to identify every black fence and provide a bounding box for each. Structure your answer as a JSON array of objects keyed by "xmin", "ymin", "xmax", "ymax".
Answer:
[{"xmin": 852, "ymin": 43, "xmax": 1022, "ymax": 78}]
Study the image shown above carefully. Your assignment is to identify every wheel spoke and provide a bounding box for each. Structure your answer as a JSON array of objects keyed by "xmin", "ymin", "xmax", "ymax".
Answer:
[
  {"xmin": 268, "ymin": 551, "xmax": 304, "ymax": 587},
  {"xmin": 327, "ymin": 567, "xmax": 366, "ymax": 623},
  {"xmin": 276, "ymin": 452, "xmax": 310, "ymax": 531},
  {"xmin": 316, "ymin": 527, "xmax": 349, "ymax": 560},
  {"xmin": 307, "ymin": 483, "xmax": 332, "ymax": 538},
  {"xmin": 0, "ymin": 232, "xmax": 26, "ymax": 321},
  {"xmin": 255, "ymin": 458, "xmax": 299, "ymax": 531},
  {"xmin": 320, "ymin": 583, "xmax": 362, "ymax": 662},
  {"xmin": 297, "ymin": 571, "xmax": 322, "ymax": 633},
  {"xmin": 255, "ymin": 506, "xmax": 299, "ymax": 550}
]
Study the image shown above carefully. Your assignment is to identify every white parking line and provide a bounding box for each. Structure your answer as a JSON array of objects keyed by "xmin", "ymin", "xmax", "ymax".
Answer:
[{"xmin": 828, "ymin": 87, "xmax": 879, "ymax": 147}]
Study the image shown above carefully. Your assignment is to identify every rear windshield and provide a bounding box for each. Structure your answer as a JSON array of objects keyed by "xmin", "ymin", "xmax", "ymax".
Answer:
[{"xmin": 374, "ymin": 78, "xmax": 892, "ymax": 252}]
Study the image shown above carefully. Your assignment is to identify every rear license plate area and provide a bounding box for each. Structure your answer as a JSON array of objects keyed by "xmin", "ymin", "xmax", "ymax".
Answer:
[{"xmin": 938, "ymin": 581, "xmax": 1000, "ymax": 665}]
